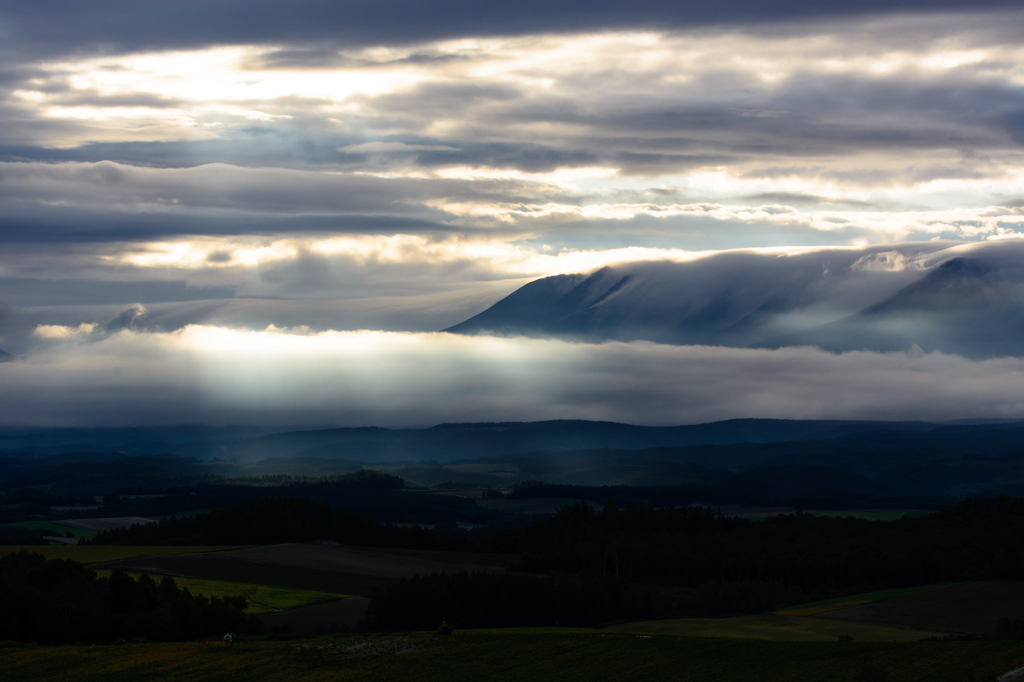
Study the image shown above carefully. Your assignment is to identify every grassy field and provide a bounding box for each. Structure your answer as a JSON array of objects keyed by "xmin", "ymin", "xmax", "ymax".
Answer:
[
  {"xmin": 603, "ymin": 614, "xmax": 940, "ymax": 642},
  {"xmin": 92, "ymin": 570, "xmax": 349, "ymax": 614},
  {"xmin": 3, "ymin": 631, "xmax": 1024, "ymax": 682},
  {"xmin": 0, "ymin": 521, "xmax": 99, "ymax": 540},
  {"xmin": 777, "ymin": 584, "xmax": 961, "ymax": 616},
  {"xmin": 812, "ymin": 509, "xmax": 936, "ymax": 521},
  {"xmin": 0, "ymin": 545, "xmax": 246, "ymax": 563}
]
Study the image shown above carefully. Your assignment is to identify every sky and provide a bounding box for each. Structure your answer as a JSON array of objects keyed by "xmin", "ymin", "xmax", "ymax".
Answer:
[{"xmin": 0, "ymin": 1, "xmax": 1022, "ymax": 426}]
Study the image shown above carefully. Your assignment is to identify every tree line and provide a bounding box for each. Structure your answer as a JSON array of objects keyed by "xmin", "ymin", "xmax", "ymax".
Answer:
[
  {"xmin": 510, "ymin": 497, "xmax": 1024, "ymax": 596},
  {"xmin": 87, "ymin": 495, "xmax": 1024, "ymax": 627},
  {"xmin": 0, "ymin": 550, "xmax": 260, "ymax": 645},
  {"xmin": 93, "ymin": 495, "xmax": 1024, "ymax": 599},
  {"xmin": 88, "ymin": 496, "xmax": 478, "ymax": 551}
]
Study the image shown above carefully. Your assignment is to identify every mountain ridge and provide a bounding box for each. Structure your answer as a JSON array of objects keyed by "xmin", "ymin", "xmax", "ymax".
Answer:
[{"xmin": 444, "ymin": 243, "xmax": 1024, "ymax": 357}]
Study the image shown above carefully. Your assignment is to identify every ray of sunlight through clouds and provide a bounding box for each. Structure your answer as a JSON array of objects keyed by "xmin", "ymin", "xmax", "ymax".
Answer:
[{"xmin": 0, "ymin": 1, "xmax": 1022, "ymax": 425}]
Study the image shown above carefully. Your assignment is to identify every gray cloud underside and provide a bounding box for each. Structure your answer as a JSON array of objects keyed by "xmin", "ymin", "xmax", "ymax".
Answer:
[
  {"xmin": 0, "ymin": 161, "xmax": 546, "ymax": 242},
  {"xmin": 0, "ymin": 12, "xmax": 1019, "ymax": 186},
  {"xmin": 0, "ymin": 331, "xmax": 1021, "ymax": 427},
  {"xmin": 0, "ymin": 277, "xmax": 530, "ymax": 354},
  {"xmin": 4, "ymin": 2, "xmax": 1019, "ymax": 61},
  {"xmin": 1, "ymin": 70, "xmax": 1019, "ymax": 180}
]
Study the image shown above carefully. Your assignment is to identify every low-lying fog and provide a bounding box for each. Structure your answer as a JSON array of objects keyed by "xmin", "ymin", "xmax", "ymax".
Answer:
[{"xmin": 1, "ymin": 326, "xmax": 1021, "ymax": 427}]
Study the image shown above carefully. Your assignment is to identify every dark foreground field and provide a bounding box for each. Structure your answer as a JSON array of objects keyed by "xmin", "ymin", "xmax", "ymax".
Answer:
[
  {"xmin": 4, "ymin": 631, "xmax": 1024, "ymax": 682},
  {"xmin": 822, "ymin": 581, "xmax": 1024, "ymax": 634},
  {"xmin": 259, "ymin": 598, "xmax": 372, "ymax": 635},
  {"xmin": 95, "ymin": 543, "xmax": 516, "ymax": 596}
]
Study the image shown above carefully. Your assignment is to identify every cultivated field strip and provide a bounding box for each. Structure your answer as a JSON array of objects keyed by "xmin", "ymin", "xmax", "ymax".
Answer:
[
  {"xmin": 605, "ymin": 614, "xmax": 942, "ymax": 642},
  {"xmin": 0, "ymin": 545, "xmax": 246, "ymax": 563},
  {"xmin": 822, "ymin": 581, "xmax": 1024, "ymax": 634},
  {"xmin": 91, "ymin": 570, "xmax": 348, "ymax": 614},
  {"xmin": 217, "ymin": 543, "xmax": 516, "ymax": 579},
  {"xmin": 95, "ymin": 554, "xmax": 391, "ymax": 595},
  {"xmin": 258, "ymin": 598, "xmax": 373, "ymax": 634},
  {"xmin": 94, "ymin": 543, "xmax": 518, "ymax": 596}
]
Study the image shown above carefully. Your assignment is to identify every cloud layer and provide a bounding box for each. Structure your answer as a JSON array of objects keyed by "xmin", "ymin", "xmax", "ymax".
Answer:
[
  {"xmin": 1, "ymin": 327, "xmax": 1022, "ymax": 427},
  {"xmin": 1, "ymin": 4, "xmax": 1022, "ymax": 425}
]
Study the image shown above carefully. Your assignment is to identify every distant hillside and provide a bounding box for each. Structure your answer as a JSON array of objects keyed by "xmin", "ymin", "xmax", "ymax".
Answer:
[
  {"xmin": 0, "ymin": 348, "xmax": 11, "ymax": 361},
  {"xmin": 507, "ymin": 463, "xmax": 897, "ymax": 508},
  {"xmin": 445, "ymin": 242, "xmax": 1024, "ymax": 358},
  {"xmin": 2, "ymin": 418, "xmax": 1007, "ymax": 464},
  {"xmin": 214, "ymin": 418, "xmax": 941, "ymax": 463},
  {"xmin": 6, "ymin": 422, "xmax": 1024, "ymax": 507}
]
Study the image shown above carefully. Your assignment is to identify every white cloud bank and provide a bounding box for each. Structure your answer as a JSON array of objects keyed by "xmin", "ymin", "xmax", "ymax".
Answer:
[{"xmin": 3, "ymin": 326, "xmax": 1022, "ymax": 427}]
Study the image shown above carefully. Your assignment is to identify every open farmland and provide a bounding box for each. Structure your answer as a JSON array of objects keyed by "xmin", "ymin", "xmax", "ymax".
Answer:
[
  {"xmin": 822, "ymin": 581, "xmax": 1024, "ymax": 634},
  {"xmin": 812, "ymin": 510, "xmax": 936, "ymax": 521},
  {"xmin": 0, "ymin": 521, "xmax": 99, "ymax": 540},
  {"xmin": 604, "ymin": 614, "xmax": 941, "ymax": 642},
  {"xmin": 777, "ymin": 584, "xmax": 960, "ymax": 616},
  {"xmin": 96, "ymin": 552, "xmax": 382, "ymax": 595},
  {"xmin": 92, "ymin": 570, "xmax": 348, "ymax": 614},
  {"xmin": 4, "ymin": 631, "xmax": 1024, "ymax": 682},
  {"xmin": 56, "ymin": 517, "xmax": 156, "ymax": 531},
  {"xmin": 476, "ymin": 497, "xmax": 603, "ymax": 514},
  {"xmin": 220, "ymin": 544, "xmax": 514, "ymax": 579},
  {"xmin": 0, "ymin": 545, "xmax": 245, "ymax": 563},
  {"xmin": 96, "ymin": 543, "xmax": 517, "ymax": 596},
  {"xmin": 259, "ymin": 598, "xmax": 372, "ymax": 634}
]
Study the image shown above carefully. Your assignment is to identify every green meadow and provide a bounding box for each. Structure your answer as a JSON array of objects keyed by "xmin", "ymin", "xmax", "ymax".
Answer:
[{"xmin": 93, "ymin": 570, "xmax": 349, "ymax": 614}]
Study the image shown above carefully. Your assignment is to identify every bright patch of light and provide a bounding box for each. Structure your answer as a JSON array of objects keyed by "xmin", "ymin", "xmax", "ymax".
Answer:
[
  {"xmin": 340, "ymin": 142, "xmax": 460, "ymax": 153},
  {"xmin": 116, "ymin": 240, "xmax": 298, "ymax": 268},
  {"xmin": 43, "ymin": 106, "xmax": 199, "ymax": 124},
  {"xmin": 311, "ymin": 234, "xmax": 715, "ymax": 274},
  {"xmin": 33, "ymin": 323, "xmax": 98, "ymax": 339},
  {"xmin": 177, "ymin": 325, "xmax": 427, "ymax": 356},
  {"xmin": 921, "ymin": 50, "xmax": 989, "ymax": 70},
  {"xmin": 434, "ymin": 166, "xmax": 620, "ymax": 189}
]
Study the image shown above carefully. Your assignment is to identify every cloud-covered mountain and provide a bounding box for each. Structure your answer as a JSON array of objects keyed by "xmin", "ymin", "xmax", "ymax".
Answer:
[
  {"xmin": 771, "ymin": 256, "xmax": 1024, "ymax": 357},
  {"xmin": 445, "ymin": 242, "xmax": 1024, "ymax": 358}
]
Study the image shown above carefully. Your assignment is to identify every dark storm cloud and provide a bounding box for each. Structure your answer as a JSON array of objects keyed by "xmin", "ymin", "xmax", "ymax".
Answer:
[{"xmin": 3, "ymin": 1, "xmax": 1019, "ymax": 61}]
